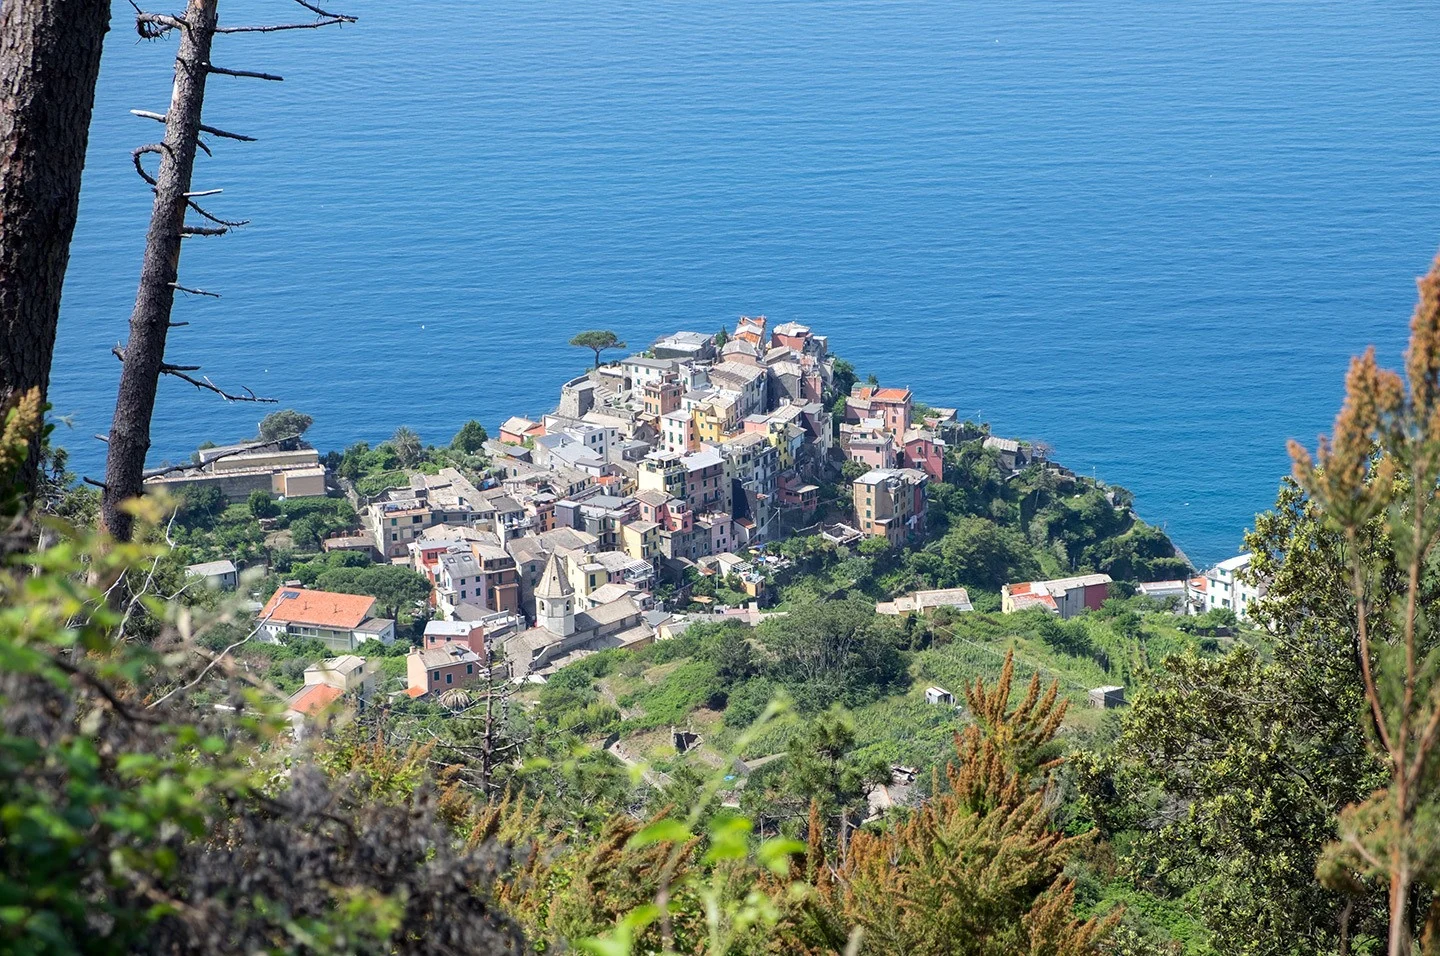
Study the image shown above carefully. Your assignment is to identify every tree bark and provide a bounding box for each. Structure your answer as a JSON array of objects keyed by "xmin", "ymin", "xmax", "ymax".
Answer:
[
  {"xmin": 0, "ymin": 0, "xmax": 111, "ymax": 502},
  {"xmin": 101, "ymin": 0, "xmax": 217, "ymax": 542}
]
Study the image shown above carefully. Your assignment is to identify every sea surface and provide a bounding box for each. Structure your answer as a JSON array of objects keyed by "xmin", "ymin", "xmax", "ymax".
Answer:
[{"xmin": 51, "ymin": 0, "xmax": 1440, "ymax": 568}]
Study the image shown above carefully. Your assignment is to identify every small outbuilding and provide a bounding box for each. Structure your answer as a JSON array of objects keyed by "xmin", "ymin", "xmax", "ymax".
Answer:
[
  {"xmin": 925, "ymin": 686, "xmax": 955, "ymax": 707},
  {"xmin": 186, "ymin": 559, "xmax": 238, "ymax": 591},
  {"xmin": 1088, "ymin": 685, "xmax": 1127, "ymax": 709}
]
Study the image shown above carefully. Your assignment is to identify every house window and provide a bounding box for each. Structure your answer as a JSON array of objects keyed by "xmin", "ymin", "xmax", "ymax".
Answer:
[
  {"xmin": 431, "ymin": 670, "xmax": 439, "ymax": 681},
  {"xmin": 466, "ymin": 664, "xmax": 474, "ymax": 674},
  {"xmin": 446, "ymin": 673, "xmax": 453, "ymax": 684},
  {"xmin": 390, "ymin": 518, "xmax": 397, "ymax": 526}
]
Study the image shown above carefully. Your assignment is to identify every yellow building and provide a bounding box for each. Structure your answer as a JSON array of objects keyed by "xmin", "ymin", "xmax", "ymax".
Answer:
[
  {"xmin": 638, "ymin": 453, "xmax": 686, "ymax": 498},
  {"xmin": 621, "ymin": 520, "xmax": 660, "ymax": 563}
]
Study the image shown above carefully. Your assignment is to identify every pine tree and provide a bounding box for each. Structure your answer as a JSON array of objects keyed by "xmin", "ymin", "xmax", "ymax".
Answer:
[{"xmin": 801, "ymin": 652, "xmax": 1118, "ymax": 955}]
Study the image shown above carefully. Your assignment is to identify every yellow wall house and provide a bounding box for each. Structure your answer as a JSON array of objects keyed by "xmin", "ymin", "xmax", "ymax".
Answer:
[{"xmin": 621, "ymin": 520, "xmax": 660, "ymax": 562}]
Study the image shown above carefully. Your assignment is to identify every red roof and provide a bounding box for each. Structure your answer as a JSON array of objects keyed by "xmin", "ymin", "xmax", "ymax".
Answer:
[
  {"xmin": 405, "ymin": 686, "xmax": 428, "ymax": 699},
  {"xmin": 287, "ymin": 683, "xmax": 344, "ymax": 715},
  {"xmin": 260, "ymin": 588, "xmax": 375, "ymax": 630},
  {"xmin": 871, "ymin": 387, "xmax": 912, "ymax": 403},
  {"xmin": 1011, "ymin": 592, "xmax": 1057, "ymax": 611}
]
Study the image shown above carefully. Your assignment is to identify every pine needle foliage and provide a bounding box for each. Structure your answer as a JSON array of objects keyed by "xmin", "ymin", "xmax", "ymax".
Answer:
[
  {"xmin": 801, "ymin": 651, "xmax": 1117, "ymax": 956},
  {"xmin": 1291, "ymin": 251, "xmax": 1440, "ymax": 955}
]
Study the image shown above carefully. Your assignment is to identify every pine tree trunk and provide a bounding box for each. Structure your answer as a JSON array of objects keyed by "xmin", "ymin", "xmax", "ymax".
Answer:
[
  {"xmin": 0, "ymin": 0, "xmax": 110, "ymax": 501},
  {"xmin": 101, "ymin": 0, "xmax": 216, "ymax": 542}
]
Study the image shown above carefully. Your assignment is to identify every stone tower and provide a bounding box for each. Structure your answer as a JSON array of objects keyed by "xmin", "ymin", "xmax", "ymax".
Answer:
[{"xmin": 535, "ymin": 551, "xmax": 575, "ymax": 637}]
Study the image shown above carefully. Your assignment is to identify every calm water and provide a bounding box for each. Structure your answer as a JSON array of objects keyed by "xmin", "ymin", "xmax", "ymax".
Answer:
[{"xmin": 52, "ymin": 0, "xmax": 1440, "ymax": 567}]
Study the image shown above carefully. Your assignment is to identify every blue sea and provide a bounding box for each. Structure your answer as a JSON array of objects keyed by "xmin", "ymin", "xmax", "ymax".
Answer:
[{"xmin": 51, "ymin": 0, "xmax": 1440, "ymax": 567}]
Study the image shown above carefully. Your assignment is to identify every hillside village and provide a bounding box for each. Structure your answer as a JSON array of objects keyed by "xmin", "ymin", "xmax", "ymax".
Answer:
[{"xmin": 156, "ymin": 320, "xmax": 1261, "ymax": 720}]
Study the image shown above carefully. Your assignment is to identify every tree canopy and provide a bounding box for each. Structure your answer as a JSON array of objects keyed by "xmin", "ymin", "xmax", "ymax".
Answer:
[
  {"xmin": 257, "ymin": 408, "xmax": 313, "ymax": 442},
  {"xmin": 569, "ymin": 329, "xmax": 626, "ymax": 368},
  {"xmin": 450, "ymin": 419, "xmax": 488, "ymax": 453}
]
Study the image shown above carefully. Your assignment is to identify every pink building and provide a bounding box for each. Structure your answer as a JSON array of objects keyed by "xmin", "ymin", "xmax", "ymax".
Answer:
[
  {"xmin": 849, "ymin": 436, "xmax": 896, "ymax": 470},
  {"xmin": 870, "ymin": 388, "xmax": 912, "ymax": 435},
  {"xmin": 778, "ymin": 472, "xmax": 818, "ymax": 511},
  {"xmin": 902, "ymin": 431, "xmax": 945, "ymax": 482},
  {"xmin": 423, "ymin": 620, "xmax": 489, "ymax": 660},
  {"xmin": 770, "ymin": 321, "xmax": 812, "ymax": 353},
  {"xmin": 406, "ymin": 643, "xmax": 483, "ymax": 698}
]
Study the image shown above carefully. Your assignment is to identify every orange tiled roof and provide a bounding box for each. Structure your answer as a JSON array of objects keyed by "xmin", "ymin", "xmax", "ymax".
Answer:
[
  {"xmin": 260, "ymin": 588, "xmax": 375, "ymax": 630},
  {"xmin": 287, "ymin": 682, "xmax": 344, "ymax": 714},
  {"xmin": 1010, "ymin": 591, "xmax": 1057, "ymax": 611},
  {"xmin": 871, "ymin": 387, "xmax": 912, "ymax": 403},
  {"xmin": 405, "ymin": 686, "xmax": 428, "ymax": 699}
]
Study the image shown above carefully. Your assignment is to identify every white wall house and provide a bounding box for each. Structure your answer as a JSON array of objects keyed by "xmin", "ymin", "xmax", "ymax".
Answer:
[{"xmin": 1204, "ymin": 553, "xmax": 1264, "ymax": 622}]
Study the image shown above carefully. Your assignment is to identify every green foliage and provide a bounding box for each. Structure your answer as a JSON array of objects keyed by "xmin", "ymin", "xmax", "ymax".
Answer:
[
  {"xmin": 0, "ymin": 496, "xmax": 524, "ymax": 954},
  {"xmin": 772, "ymin": 709, "xmax": 889, "ymax": 826},
  {"xmin": 831, "ymin": 358, "xmax": 857, "ymax": 398},
  {"xmin": 570, "ymin": 329, "xmax": 627, "ymax": 368},
  {"xmin": 757, "ymin": 598, "xmax": 908, "ymax": 712},
  {"xmin": 450, "ymin": 419, "xmax": 489, "ymax": 453},
  {"xmin": 312, "ymin": 563, "xmax": 430, "ymax": 621},
  {"xmin": 907, "ymin": 515, "xmax": 1039, "ymax": 592},
  {"xmin": 172, "ymin": 483, "xmax": 229, "ymax": 529},
  {"xmin": 619, "ymin": 659, "xmax": 722, "ymax": 729},
  {"xmin": 390, "ymin": 427, "xmax": 423, "ymax": 468},
  {"xmin": 257, "ymin": 408, "xmax": 313, "ymax": 441},
  {"xmin": 247, "ymin": 487, "xmax": 279, "ymax": 519}
]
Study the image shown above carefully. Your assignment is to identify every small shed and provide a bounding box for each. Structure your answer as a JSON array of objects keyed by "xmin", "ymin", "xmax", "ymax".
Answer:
[
  {"xmin": 186, "ymin": 559, "xmax": 238, "ymax": 591},
  {"xmin": 1088, "ymin": 685, "xmax": 1126, "ymax": 709},
  {"xmin": 925, "ymin": 686, "xmax": 955, "ymax": 707}
]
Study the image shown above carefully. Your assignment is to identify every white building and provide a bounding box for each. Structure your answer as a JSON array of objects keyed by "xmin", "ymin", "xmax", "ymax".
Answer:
[{"xmin": 1203, "ymin": 552, "xmax": 1264, "ymax": 622}]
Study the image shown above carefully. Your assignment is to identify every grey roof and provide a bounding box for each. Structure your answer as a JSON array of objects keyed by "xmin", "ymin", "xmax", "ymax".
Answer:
[
  {"xmin": 624, "ymin": 356, "xmax": 678, "ymax": 370},
  {"xmin": 983, "ymin": 436, "xmax": 1021, "ymax": 454},
  {"xmin": 588, "ymin": 582, "xmax": 637, "ymax": 605},
  {"xmin": 575, "ymin": 595, "xmax": 641, "ymax": 630},
  {"xmin": 506, "ymin": 534, "xmax": 548, "ymax": 565},
  {"xmin": 439, "ymin": 551, "xmax": 481, "ymax": 577},
  {"xmin": 536, "ymin": 552, "xmax": 572, "ymax": 600},
  {"xmin": 187, "ymin": 559, "xmax": 236, "ymax": 576},
  {"xmin": 682, "ymin": 448, "xmax": 723, "ymax": 471},
  {"xmin": 537, "ymin": 526, "xmax": 599, "ymax": 552},
  {"xmin": 709, "ymin": 361, "xmax": 766, "ymax": 387},
  {"xmin": 414, "ymin": 644, "xmax": 482, "ymax": 668},
  {"xmin": 657, "ymin": 331, "xmax": 712, "ymax": 346}
]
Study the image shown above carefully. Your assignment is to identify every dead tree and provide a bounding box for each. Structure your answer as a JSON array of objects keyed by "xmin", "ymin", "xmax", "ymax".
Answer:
[
  {"xmin": 0, "ymin": 0, "xmax": 111, "ymax": 505},
  {"xmin": 99, "ymin": 0, "xmax": 353, "ymax": 542}
]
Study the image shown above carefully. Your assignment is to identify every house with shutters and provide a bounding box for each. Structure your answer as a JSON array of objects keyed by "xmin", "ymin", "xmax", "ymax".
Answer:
[{"xmin": 257, "ymin": 588, "xmax": 395, "ymax": 652}]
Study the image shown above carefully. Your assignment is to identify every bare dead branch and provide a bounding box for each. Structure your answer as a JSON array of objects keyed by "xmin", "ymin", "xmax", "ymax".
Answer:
[
  {"xmin": 82, "ymin": 476, "xmax": 108, "ymax": 489},
  {"xmin": 161, "ymin": 367, "xmax": 277, "ymax": 403},
  {"xmin": 131, "ymin": 109, "xmax": 257, "ymax": 142},
  {"xmin": 291, "ymin": 0, "xmax": 356, "ymax": 21},
  {"xmin": 203, "ymin": 63, "xmax": 284, "ymax": 81},
  {"xmin": 112, "ymin": 345, "xmax": 269, "ymax": 403},
  {"xmin": 134, "ymin": 11, "xmax": 185, "ymax": 38},
  {"xmin": 185, "ymin": 200, "xmax": 249, "ymax": 228},
  {"xmin": 214, "ymin": 18, "xmax": 350, "ymax": 34},
  {"xmin": 169, "ymin": 282, "xmax": 219, "ymax": 298},
  {"xmin": 184, "ymin": 188, "xmax": 223, "ymax": 197},
  {"xmin": 168, "ymin": 321, "xmax": 190, "ymax": 327},
  {"xmin": 131, "ymin": 144, "xmax": 163, "ymax": 186},
  {"xmin": 180, "ymin": 225, "xmax": 228, "ymax": 237}
]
